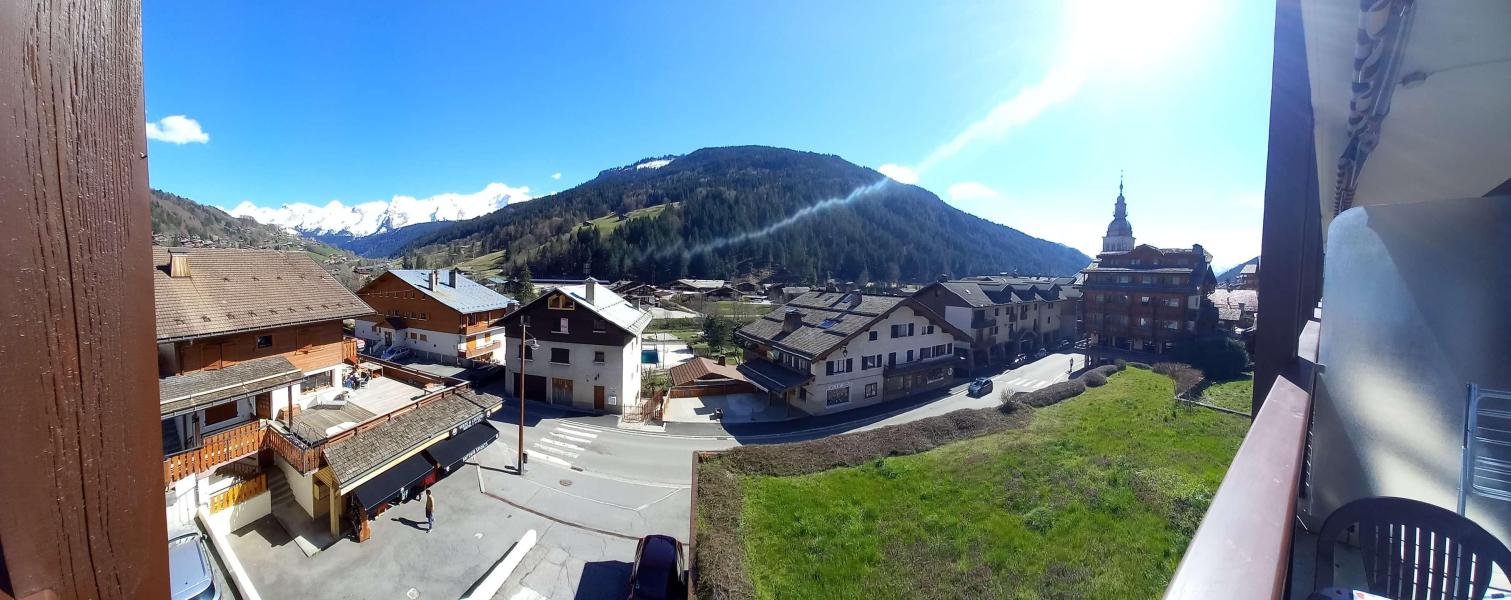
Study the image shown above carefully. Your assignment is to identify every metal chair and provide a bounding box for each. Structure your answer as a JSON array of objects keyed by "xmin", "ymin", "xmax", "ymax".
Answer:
[{"xmin": 1315, "ymin": 496, "xmax": 1511, "ymax": 599}]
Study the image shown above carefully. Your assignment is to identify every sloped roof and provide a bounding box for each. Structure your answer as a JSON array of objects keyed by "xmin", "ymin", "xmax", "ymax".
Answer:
[
  {"xmin": 518, "ymin": 281, "xmax": 653, "ymax": 335},
  {"xmin": 672, "ymin": 278, "xmax": 724, "ymax": 290},
  {"xmin": 322, "ymin": 390, "xmax": 495, "ymax": 490},
  {"xmin": 153, "ymin": 247, "xmax": 373, "ymax": 342},
  {"xmin": 736, "ymin": 292, "xmax": 904, "ymax": 358},
  {"xmin": 158, "ymin": 355, "xmax": 303, "ymax": 416},
  {"xmin": 931, "ymin": 277, "xmax": 1077, "ymax": 308},
  {"xmin": 737, "ymin": 360, "xmax": 810, "ymax": 393},
  {"xmin": 384, "ymin": 270, "xmax": 517, "ymax": 314},
  {"xmin": 669, "ymin": 357, "xmax": 748, "ymax": 387}
]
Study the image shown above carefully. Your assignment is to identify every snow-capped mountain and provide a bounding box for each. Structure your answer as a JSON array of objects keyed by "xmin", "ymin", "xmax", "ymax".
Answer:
[{"xmin": 230, "ymin": 182, "xmax": 532, "ymax": 238}]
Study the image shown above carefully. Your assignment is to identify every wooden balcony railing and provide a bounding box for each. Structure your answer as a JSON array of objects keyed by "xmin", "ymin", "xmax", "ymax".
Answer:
[
  {"xmin": 342, "ymin": 336, "xmax": 359, "ymax": 364},
  {"xmin": 209, "ymin": 473, "xmax": 267, "ymax": 513},
  {"xmin": 1164, "ymin": 315, "xmax": 1320, "ymax": 599},
  {"xmin": 163, "ymin": 420, "xmax": 265, "ymax": 485},
  {"xmin": 464, "ymin": 340, "xmax": 502, "ymax": 359},
  {"xmin": 263, "ymin": 423, "xmax": 323, "ymax": 475}
]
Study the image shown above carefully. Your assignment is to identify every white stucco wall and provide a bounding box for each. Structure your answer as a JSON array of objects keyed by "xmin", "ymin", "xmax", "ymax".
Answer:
[
  {"xmin": 204, "ymin": 488, "xmax": 271, "ymax": 533},
  {"xmin": 797, "ymin": 305, "xmax": 960, "ymax": 415},
  {"xmin": 504, "ymin": 335, "xmax": 638, "ymax": 413},
  {"xmin": 273, "ymin": 454, "xmax": 316, "ymax": 518}
]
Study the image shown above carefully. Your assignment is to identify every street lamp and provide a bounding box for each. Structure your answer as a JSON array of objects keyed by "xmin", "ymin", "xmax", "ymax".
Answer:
[{"xmin": 517, "ymin": 321, "xmax": 539, "ymax": 475}]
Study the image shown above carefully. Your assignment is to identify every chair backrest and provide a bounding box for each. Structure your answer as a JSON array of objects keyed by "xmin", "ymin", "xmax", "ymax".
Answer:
[{"xmin": 1316, "ymin": 496, "xmax": 1511, "ymax": 599}]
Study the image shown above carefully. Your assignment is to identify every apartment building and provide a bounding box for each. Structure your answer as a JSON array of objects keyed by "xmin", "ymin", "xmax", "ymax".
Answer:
[
  {"xmin": 501, "ymin": 278, "xmax": 652, "ymax": 413},
  {"xmin": 354, "ymin": 269, "xmax": 516, "ymax": 365},
  {"xmin": 1078, "ymin": 184, "xmax": 1217, "ymax": 359},
  {"xmin": 913, "ymin": 275, "xmax": 1081, "ymax": 372},
  {"xmin": 734, "ymin": 291, "xmax": 970, "ymax": 416},
  {"xmin": 154, "ymin": 247, "xmax": 371, "ymax": 531}
]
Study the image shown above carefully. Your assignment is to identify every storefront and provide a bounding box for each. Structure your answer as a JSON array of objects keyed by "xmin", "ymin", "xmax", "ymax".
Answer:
[
  {"xmin": 349, "ymin": 454, "xmax": 432, "ymax": 520},
  {"xmin": 424, "ymin": 421, "xmax": 499, "ymax": 476}
]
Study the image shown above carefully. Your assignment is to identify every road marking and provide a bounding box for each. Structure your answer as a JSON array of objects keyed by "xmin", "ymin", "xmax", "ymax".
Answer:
[
  {"xmin": 533, "ymin": 452, "xmax": 574, "ymax": 468},
  {"xmin": 538, "ymin": 437, "xmax": 585, "ymax": 452},
  {"xmin": 550, "ymin": 431, "xmax": 595, "ymax": 444},
  {"xmin": 532, "ymin": 442, "xmax": 579, "ymax": 459},
  {"xmin": 554, "ymin": 423, "xmax": 599, "ymax": 437}
]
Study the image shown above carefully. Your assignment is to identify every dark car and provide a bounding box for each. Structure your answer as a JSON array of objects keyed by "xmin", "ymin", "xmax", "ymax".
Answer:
[
  {"xmin": 168, "ymin": 530, "xmax": 221, "ymax": 600},
  {"xmin": 967, "ymin": 377, "xmax": 994, "ymax": 397},
  {"xmin": 628, "ymin": 534, "xmax": 686, "ymax": 600}
]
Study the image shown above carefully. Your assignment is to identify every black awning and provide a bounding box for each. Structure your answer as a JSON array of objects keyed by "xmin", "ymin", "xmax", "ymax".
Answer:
[
  {"xmin": 350, "ymin": 453, "xmax": 433, "ymax": 511},
  {"xmin": 424, "ymin": 423, "xmax": 499, "ymax": 472}
]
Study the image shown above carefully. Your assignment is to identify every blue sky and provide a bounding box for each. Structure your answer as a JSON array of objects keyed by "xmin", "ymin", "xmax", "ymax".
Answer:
[{"xmin": 144, "ymin": 1, "xmax": 1273, "ymax": 268}]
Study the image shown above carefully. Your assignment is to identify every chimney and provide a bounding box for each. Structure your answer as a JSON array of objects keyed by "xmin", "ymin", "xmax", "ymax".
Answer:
[
  {"xmin": 1238, "ymin": 302, "xmax": 1246, "ymax": 312},
  {"xmin": 168, "ymin": 247, "xmax": 191, "ymax": 278},
  {"xmin": 448, "ymin": 269, "xmax": 457, "ymax": 287},
  {"xmin": 585, "ymin": 277, "xmax": 598, "ymax": 306},
  {"xmin": 782, "ymin": 308, "xmax": 803, "ymax": 333},
  {"xmin": 716, "ymin": 356, "xmax": 728, "ymax": 366},
  {"xmin": 428, "ymin": 270, "xmax": 438, "ymax": 290}
]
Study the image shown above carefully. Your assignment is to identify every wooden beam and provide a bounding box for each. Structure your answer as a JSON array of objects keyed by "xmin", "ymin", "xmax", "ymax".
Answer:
[{"xmin": 0, "ymin": 1, "xmax": 168, "ymax": 598}]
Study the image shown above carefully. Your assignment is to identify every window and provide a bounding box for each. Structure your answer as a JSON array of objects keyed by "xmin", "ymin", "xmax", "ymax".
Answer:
[
  {"xmin": 1096, "ymin": 294, "xmax": 1106, "ymax": 303},
  {"xmin": 593, "ymin": 318, "xmax": 606, "ymax": 333},
  {"xmin": 799, "ymin": 388, "xmax": 808, "ymax": 401},
  {"xmin": 521, "ymin": 315, "xmax": 531, "ymax": 327},
  {"xmin": 926, "ymin": 368, "xmax": 947, "ymax": 384},
  {"xmin": 825, "ymin": 358, "xmax": 854, "ymax": 375},
  {"xmin": 1141, "ymin": 276, "xmax": 1154, "ymax": 284},
  {"xmin": 548, "ymin": 295, "xmax": 575, "ymax": 310},
  {"xmin": 826, "ymin": 386, "xmax": 851, "ymax": 406},
  {"xmin": 1166, "ymin": 297, "xmax": 1181, "ymax": 307},
  {"xmin": 556, "ymin": 317, "xmax": 569, "ymax": 333},
  {"xmin": 1164, "ymin": 320, "xmax": 1180, "ymax": 330},
  {"xmin": 865, "ymin": 383, "xmax": 877, "ymax": 398},
  {"xmin": 419, "ymin": 333, "xmax": 428, "ymax": 341},
  {"xmin": 868, "ymin": 331, "xmax": 878, "ymax": 341},
  {"xmin": 1131, "ymin": 258, "xmax": 1142, "ymax": 265},
  {"xmin": 862, "ymin": 355, "xmax": 881, "ymax": 369},
  {"xmin": 594, "ymin": 351, "xmax": 606, "ymax": 363},
  {"xmin": 255, "ymin": 334, "xmax": 273, "ymax": 348},
  {"xmin": 906, "ymin": 350, "xmax": 914, "ymax": 363},
  {"xmin": 920, "ymin": 347, "xmax": 933, "ymax": 359},
  {"xmin": 933, "ymin": 344, "xmax": 948, "ymax": 356},
  {"xmin": 550, "ymin": 348, "xmax": 570, "ymax": 364},
  {"xmin": 523, "ymin": 345, "xmax": 534, "ymax": 360},
  {"xmin": 908, "ymin": 323, "xmax": 915, "ymax": 336},
  {"xmin": 888, "ymin": 352, "xmax": 896, "ymax": 367},
  {"xmin": 203, "ymin": 400, "xmax": 240, "ymax": 426},
  {"xmin": 1117, "ymin": 275, "xmax": 1131, "ymax": 284},
  {"xmin": 1140, "ymin": 296, "xmax": 1151, "ymax": 305},
  {"xmin": 1138, "ymin": 317, "xmax": 1150, "ymax": 327},
  {"xmin": 925, "ymin": 325, "xmax": 935, "ymax": 335},
  {"xmin": 409, "ymin": 332, "xmax": 418, "ymax": 340},
  {"xmin": 419, "ymin": 312, "xmax": 428, "ymax": 320},
  {"xmin": 300, "ymin": 371, "xmax": 333, "ymax": 394}
]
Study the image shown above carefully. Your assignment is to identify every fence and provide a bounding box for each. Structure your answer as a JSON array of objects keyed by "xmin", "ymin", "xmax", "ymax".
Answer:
[
  {"xmin": 163, "ymin": 420, "xmax": 265, "ymax": 485},
  {"xmin": 210, "ymin": 473, "xmax": 267, "ymax": 513}
]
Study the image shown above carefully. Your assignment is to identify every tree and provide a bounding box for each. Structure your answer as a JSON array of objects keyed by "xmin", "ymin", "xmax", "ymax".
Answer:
[
  {"xmin": 1174, "ymin": 333, "xmax": 1250, "ymax": 379},
  {"xmin": 703, "ymin": 315, "xmax": 734, "ymax": 353},
  {"xmin": 513, "ymin": 264, "xmax": 538, "ymax": 304}
]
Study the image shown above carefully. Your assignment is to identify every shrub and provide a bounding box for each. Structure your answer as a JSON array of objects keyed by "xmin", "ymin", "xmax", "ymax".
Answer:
[
  {"xmin": 1153, "ymin": 362, "xmax": 1205, "ymax": 397},
  {"xmin": 1129, "ymin": 362, "xmax": 1151, "ymax": 370},
  {"xmin": 1081, "ymin": 371, "xmax": 1107, "ymax": 387},
  {"xmin": 1016, "ymin": 380, "xmax": 1087, "ymax": 408},
  {"xmin": 1095, "ymin": 364, "xmax": 1119, "ymax": 377},
  {"xmin": 1113, "ymin": 358, "xmax": 1127, "ymax": 371},
  {"xmin": 1173, "ymin": 333, "xmax": 1251, "ymax": 379},
  {"xmin": 1024, "ymin": 506, "xmax": 1057, "ymax": 532}
]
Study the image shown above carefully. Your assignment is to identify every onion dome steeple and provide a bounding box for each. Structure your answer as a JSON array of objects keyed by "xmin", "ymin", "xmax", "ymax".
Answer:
[{"xmin": 1102, "ymin": 173, "xmax": 1135, "ymax": 252}]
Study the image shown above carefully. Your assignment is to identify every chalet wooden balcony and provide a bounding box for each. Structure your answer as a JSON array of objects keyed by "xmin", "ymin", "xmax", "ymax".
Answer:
[
  {"xmin": 342, "ymin": 336, "xmax": 359, "ymax": 364},
  {"xmin": 264, "ymin": 421, "xmax": 323, "ymax": 474},
  {"xmin": 463, "ymin": 339, "xmax": 502, "ymax": 359},
  {"xmin": 163, "ymin": 420, "xmax": 265, "ymax": 485}
]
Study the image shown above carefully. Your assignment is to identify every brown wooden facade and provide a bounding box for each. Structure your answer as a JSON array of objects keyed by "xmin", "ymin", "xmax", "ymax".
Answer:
[
  {"xmin": 358, "ymin": 271, "xmax": 510, "ymax": 336},
  {"xmin": 1080, "ymin": 245, "xmax": 1217, "ymax": 358},
  {"xmin": 160, "ymin": 320, "xmax": 349, "ymax": 377}
]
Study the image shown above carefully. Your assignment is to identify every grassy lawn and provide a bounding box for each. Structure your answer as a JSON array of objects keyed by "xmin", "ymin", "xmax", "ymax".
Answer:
[
  {"xmin": 735, "ymin": 369, "xmax": 1249, "ymax": 599},
  {"xmin": 1201, "ymin": 375, "xmax": 1255, "ymax": 414},
  {"xmin": 705, "ymin": 300, "xmax": 768, "ymax": 323}
]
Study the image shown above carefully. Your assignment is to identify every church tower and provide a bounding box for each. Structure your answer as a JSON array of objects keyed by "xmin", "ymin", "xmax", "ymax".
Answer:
[{"xmin": 1102, "ymin": 175, "xmax": 1135, "ymax": 252}]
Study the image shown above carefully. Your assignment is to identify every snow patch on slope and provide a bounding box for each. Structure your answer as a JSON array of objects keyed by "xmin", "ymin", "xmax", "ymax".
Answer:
[
  {"xmin": 634, "ymin": 159, "xmax": 673, "ymax": 170},
  {"xmin": 231, "ymin": 182, "xmax": 531, "ymax": 237}
]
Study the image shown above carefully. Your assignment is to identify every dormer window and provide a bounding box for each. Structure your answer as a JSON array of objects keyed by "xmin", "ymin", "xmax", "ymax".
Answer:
[{"xmin": 548, "ymin": 295, "xmax": 575, "ymax": 310}]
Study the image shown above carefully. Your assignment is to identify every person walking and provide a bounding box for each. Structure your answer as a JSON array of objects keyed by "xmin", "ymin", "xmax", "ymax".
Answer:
[{"xmin": 424, "ymin": 489, "xmax": 435, "ymax": 533}]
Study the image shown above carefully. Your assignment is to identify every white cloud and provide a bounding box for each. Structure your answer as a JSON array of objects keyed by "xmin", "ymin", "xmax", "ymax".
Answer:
[
  {"xmin": 551, "ymin": 172, "xmax": 562, "ymax": 180},
  {"xmin": 946, "ymin": 181, "xmax": 1002, "ymax": 203},
  {"xmin": 145, "ymin": 115, "xmax": 210, "ymax": 144},
  {"xmin": 877, "ymin": 164, "xmax": 919, "ymax": 184}
]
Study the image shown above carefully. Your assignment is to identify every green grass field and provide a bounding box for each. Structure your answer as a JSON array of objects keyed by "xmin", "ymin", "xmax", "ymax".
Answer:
[
  {"xmin": 1200, "ymin": 375, "xmax": 1255, "ymax": 414},
  {"xmin": 735, "ymin": 368, "xmax": 1249, "ymax": 599}
]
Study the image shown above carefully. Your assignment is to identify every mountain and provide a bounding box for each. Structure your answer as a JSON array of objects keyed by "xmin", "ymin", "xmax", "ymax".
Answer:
[
  {"xmin": 403, "ymin": 146, "xmax": 1092, "ymax": 284},
  {"xmin": 308, "ymin": 221, "xmax": 455, "ymax": 259},
  {"xmin": 152, "ymin": 189, "xmax": 341, "ymax": 254},
  {"xmin": 1216, "ymin": 256, "xmax": 1260, "ymax": 285},
  {"xmin": 228, "ymin": 183, "xmax": 532, "ymax": 248}
]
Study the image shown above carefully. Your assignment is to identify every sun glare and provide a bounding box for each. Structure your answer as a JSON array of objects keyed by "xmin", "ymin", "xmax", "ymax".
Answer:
[{"xmin": 1063, "ymin": 0, "xmax": 1214, "ymax": 74}]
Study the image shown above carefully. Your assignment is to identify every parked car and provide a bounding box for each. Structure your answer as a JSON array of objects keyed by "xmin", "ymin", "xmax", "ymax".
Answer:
[
  {"xmin": 967, "ymin": 377, "xmax": 994, "ymax": 398},
  {"xmin": 1033, "ymin": 348, "xmax": 1047, "ymax": 359},
  {"xmin": 628, "ymin": 534, "xmax": 687, "ymax": 600},
  {"xmin": 168, "ymin": 530, "xmax": 221, "ymax": 600},
  {"xmin": 1013, "ymin": 353, "xmax": 1028, "ymax": 366}
]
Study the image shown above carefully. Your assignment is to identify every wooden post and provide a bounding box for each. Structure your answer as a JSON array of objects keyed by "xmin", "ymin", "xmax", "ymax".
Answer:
[{"xmin": 0, "ymin": 1, "xmax": 169, "ymax": 598}]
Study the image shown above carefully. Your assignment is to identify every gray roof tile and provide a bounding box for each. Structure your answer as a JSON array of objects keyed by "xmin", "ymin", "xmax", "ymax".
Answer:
[
  {"xmin": 386, "ymin": 269, "xmax": 517, "ymax": 314},
  {"xmin": 322, "ymin": 390, "xmax": 496, "ymax": 489},
  {"xmin": 153, "ymin": 247, "xmax": 373, "ymax": 341},
  {"xmin": 158, "ymin": 355, "xmax": 303, "ymax": 416}
]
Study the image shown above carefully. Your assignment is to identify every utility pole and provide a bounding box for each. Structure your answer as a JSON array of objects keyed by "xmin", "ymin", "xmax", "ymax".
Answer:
[{"xmin": 517, "ymin": 320, "xmax": 529, "ymax": 474}]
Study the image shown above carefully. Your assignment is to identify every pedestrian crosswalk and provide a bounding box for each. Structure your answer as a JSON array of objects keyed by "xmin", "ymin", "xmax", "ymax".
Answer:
[
  {"xmin": 530, "ymin": 422, "xmax": 599, "ymax": 469},
  {"xmin": 1003, "ymin": 375, "xmax": 1065, "ymax": 389}
]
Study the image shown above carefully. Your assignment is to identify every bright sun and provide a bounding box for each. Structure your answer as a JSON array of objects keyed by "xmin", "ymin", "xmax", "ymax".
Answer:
[{"xmin": 1062, "ymin": 0, "xmax": 1215, "ymax": 74}]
